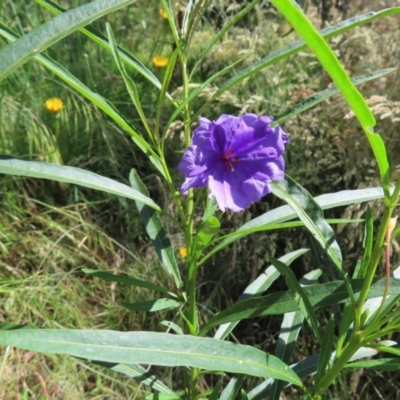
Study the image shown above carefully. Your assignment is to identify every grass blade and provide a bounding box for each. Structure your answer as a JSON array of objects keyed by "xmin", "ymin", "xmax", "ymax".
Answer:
[
  {"xmin": 121, "ymin": 299, "xmax": 181, "ymax": 312},
  {"xmin": 0, "ymin": 156, "xmax": 160, "ymax": 210},
  {"xmin": 0, "ymin": 0, "xmax": 137, "ymax": 82}
]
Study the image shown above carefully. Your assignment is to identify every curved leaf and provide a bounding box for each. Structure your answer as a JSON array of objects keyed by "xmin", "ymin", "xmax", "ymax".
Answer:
[
  {"xmin": 200, "ymin": 277, "xmax": 400, "ymax": 334},
  {"xmin": 0, "ymin": 156, "xmax": 160, "ymax": 210},
  {"xmin": 129, "ymin": 170, "xmax": 182, "ymax": 288},
  {"xmin": 0, "ymin": 0, "xmax": 137, "ymax": 82},
  {"xmin": 199, "ymin": 185, "xmax": 392, "ymax": 267},
  {"xmin": 0, "ymin": 330, "xmax": 303, "ymax": 386},
  {"xmin": 34, "ymin": 0, "xmax": 168, "ymax": 96}
]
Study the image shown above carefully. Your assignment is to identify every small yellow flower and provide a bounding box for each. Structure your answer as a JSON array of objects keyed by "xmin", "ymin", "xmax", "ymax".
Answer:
[
  {"xmin": 45, "ymin": 97, "xmax": 63, "ymax": 113},
  {"xmin": 159, "ymin": 8, "xmax": 168, "ymax": 19},
  {"xmin": 179, "ymin": 247, "xmax": 188, "ymax": 258},
  {"xmin": 152, "ymin": 55, "xmax": 169, "ymax": 68}
]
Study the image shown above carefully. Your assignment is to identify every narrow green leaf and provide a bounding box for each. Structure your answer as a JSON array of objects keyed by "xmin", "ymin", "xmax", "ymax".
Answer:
[
  {"xmin": 209, "ymin": 381, "xmax": 221, "ymax": 400},
  {"xmin": 0, "ymin": 330, "xmax": 303, "ymax": 386},
  {"xmin": 129, "ymin": 169, "xmax": 182, "ymax": 288},
  {"xmin": 161, "ymin": 0, "xmax": 180, "ymax": 47},
  {"xmin": 336, "ymin": 302, "xmax": 353, "ymax": 357},
  {"xmin": 248, "ymin": 347, "xmax": 378, "ymax": 400},
  {"xmin": 193, "ymin": 7, "xmax": 400, "ymax": 120},
  {"xmin": 0, "ymin": 156, "xmax": 160, "ymax": 210},
  {"xmin": 199, "ymin": 186, "xmax": 391, "ymax": 267},
  {"xmin": 146, "ymin": 394, "xmax": 182, "ymax": 400},
  {"xmin": 82, "ymin": 268, "xmax": 174, "ymax": 296},
  {"xmin": 0, "ymin": 23, "xmax": 165, "ymax": 177},
  {"xmin": 121, "ymin": 298, "xmax": 181, "ymax": 312},
  {"xmin": 92, "ymin": 361, "xmax": 174, "ymax": 393},
  {"xmin": 271, "ymin": 0, "xmax": 374, "ymax": 127},
  {"xmin": 0, "ymin": 0, "xmax": 137, "ymax": 82},
  {"xmin": 213, "ymin": 249, "xmax": 308, "ymax": 340},
  {"xmin": 274, "ymin": 68, "xmax": 396, "ymax": 125},
  {"xmin": 200, "ymin": 277, "xmax": 400, "ymax": 333},
  {"xmin": 269, "ymin": 269, "xmax": 321, "ymax": 400},
  {"xmin": 272, "ymin": 176, "xmax": 343, "ymax": 267},
  {"xmin": 159, "ymin": 321, "xmax": 184, "ymax": 335},
  {"xmin": 271, "ymin": 176, "xmax": 356, "ymax": 308},
  {"xmin": 269, "ymin": 257, "xmax": 322, "ymax": 342},
  {"xmin": 314, "ymin": 314, "xmax": 335, "ymax": 386},
  {"xmin": 220, "ymin": 375, "xmax": 244, "ymax": 400},
  {"xmin": 241, "ymin": 389, "xmax": 250, "ymax": 400},
  {"xmin": 107, "ymin": 23, "xmax": 154, "ymax": 142},
  {"xmin": 35, "ymin": 0, "xmax": 169, "ymax": 96},
  {"xmin": 345, "ymin": 358, "xmax": 400, "ymax": 371}
]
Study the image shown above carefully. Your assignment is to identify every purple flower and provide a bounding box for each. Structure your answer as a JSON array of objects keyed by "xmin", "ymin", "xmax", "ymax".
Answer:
[{"xmin": 178, "ymin": 113, "xmax": 289, "ymax": 212}]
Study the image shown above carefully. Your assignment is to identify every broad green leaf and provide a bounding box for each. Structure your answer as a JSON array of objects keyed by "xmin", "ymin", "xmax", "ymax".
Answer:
[
  {"xmin": 220, "ymin": 375, "xmax": 244, "ymax": 400},
  {"xmin": 269, "ymin": 257, "xmax": 322, "ymax": 342},
  {"xmin": 274, "ymin": 68, "xmax": 396, "ymax": 125},
  {"xmin": 213, "ymin": 249, "xmax": 308, "ymax": 340},
  {"xmin": 82, "ymin": 268, "xmax": 175, "ymax": 296},
  {"xmin": 34, "ymin": 0, "xmax": 168, "ymax": 96},
  {"xmin": 0, "ymin": 330, "xmax": 303, "ymax": 385},
  {"xmin": 93, "ymin": 361, "xmax": 174, "ymax": 393},
  {"xmin": 200, "ymin": 277, "xmax": 400, "ymax": 334},
  {"xmin": 0, "ymin": 0, "xmax": 137, "ymax": 82},
  {"xmin": 345, "ymin": 358, "xmax": 400, "ymax": 371},
  {"xmin": 0, "ymin": 23, "xmax": 165, "ymax": 176},
  {"xmin": 129, "ymin": 170, "xmax": 182, "ymax": 288},
  {"xmin": 269, "ymin": 269, "xmax": 321, "ymax": 400},
  {"xmin": 193, "ymin": 7, "xmax": 400, "ymax": 119},
  {"xmin": 121, "ymin": 298, "xmax": 181, "ymax": 312},
  {"xmin": 199, "ymin": 186, "xmax": 392, "ymax": 267},
  {"xmin": 0, "ymin": 156, "xmax": 160, "ymax": 210}
]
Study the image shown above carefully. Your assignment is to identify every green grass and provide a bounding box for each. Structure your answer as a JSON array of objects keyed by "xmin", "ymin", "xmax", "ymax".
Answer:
[{"xmin": 1, "ymin": 0, "xmax": 400, "ymax": 398}]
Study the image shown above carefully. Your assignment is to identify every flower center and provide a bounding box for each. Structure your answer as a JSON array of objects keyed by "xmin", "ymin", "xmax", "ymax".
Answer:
[{"xmin": 221, "ymin": 148, "xmax": 240, "ymax": 171}]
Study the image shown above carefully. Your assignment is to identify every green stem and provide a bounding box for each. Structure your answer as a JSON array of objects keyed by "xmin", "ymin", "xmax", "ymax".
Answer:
[{"xmin": 314, "ymin": 333, "xmax": 362, "ymax": 396}]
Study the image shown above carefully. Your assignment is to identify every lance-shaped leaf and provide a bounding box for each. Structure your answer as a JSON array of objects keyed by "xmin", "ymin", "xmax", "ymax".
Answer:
[
  {"xmin": 249, "ymin": 347, "xmax": 378, "ymax": 400},
  {"xmin": 199, "ymin": 186, "xmax": 393, "ymax": 267},
  {"xmin": 274, "ymin": 68, "xmax": 396, "ymax": 125},
  {"xmin": 200, "ymin": 277, "xmax": 400, "ymax": 334},
  {"xmin": 129, "ymin": 169, "xmax": 182, "ymax": 288},
  {"xmin": 0, "ymin": 156, "xmax": 160, "ymax": 210},
  {"xmin": 35, "ymin": 0, "xmax": 168, "ymax": 96},
  {"xmin": 213, "ymin": 249, "xmax": 308, "ymax": 340},
  {"xmin": 344, "ymin": 358, "xmax": 400, "ymax": 371},
  {"xmin": 121, "ymin": 298, "xmax": 181, "ymax": 312},
  {"xmin": 271, "ymin": 176, "xmax": 356, "ymax": 307},
  {"xmin": 0, "ymin": 330, "xmax": 303, "ymax": 386},
  {"xmin": 269, "ymin": 269, "xmax": 321, "ymax": 400},
  {"xmin": 0, "ymin": 0, "xmax": 137, "ymax": 82}
]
